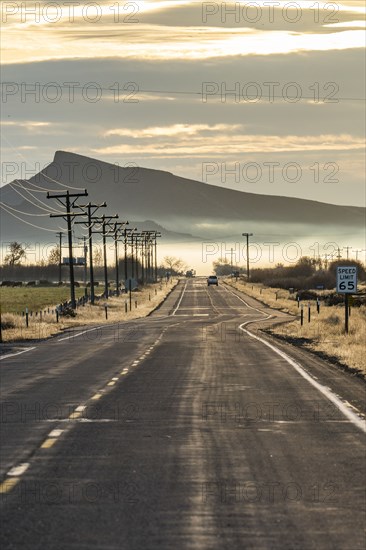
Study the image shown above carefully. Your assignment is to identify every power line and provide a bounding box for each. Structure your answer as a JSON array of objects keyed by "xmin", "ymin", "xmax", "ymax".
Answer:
[
  {"xmin": 0, "ymin": 202, "xmax": 63, "ymax": 233},
  {"xmin": 40, "ymin": 170, "xmax": 87, "ymax": 192},
  {"xmin": 47, "ymin": 189, "xmax": 88, "ymax": 308},
  {"xmin": 3, "ymin": 83, "xmax": 365, "ymax": 102},
  {"xmin": 0, "ymin": 201, "xmax": 51, "ymax": 217},
  {"xmin": 8, "ymin": 181, "xmax": 63, "ymax": 214}
]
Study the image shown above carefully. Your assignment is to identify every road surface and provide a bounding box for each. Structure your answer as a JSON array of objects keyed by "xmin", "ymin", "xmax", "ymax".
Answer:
[{"xmin": 1, "ymin": 278, "xmax": 365, "ymax": 549}]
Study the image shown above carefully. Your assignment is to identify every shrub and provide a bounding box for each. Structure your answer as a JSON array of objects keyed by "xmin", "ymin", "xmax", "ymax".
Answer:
[
  {"xmin": 1, "ymin": 319, "xmax": 16, "ymax": 330},
  {"xmin": 39, "ymin": 280, "xmax": 52, "ymax": 286},
  {"xmin": 324, "ymin": 314, "xmax": 341, "ymax": 326}
]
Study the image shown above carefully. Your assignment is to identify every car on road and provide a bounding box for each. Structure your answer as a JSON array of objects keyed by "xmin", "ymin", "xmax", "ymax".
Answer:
[{"xmin": 207, "ymin": 275, "xmax": 218, "ymax": 286}]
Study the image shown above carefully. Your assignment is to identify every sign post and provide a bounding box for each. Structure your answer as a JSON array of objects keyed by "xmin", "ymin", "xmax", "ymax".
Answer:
[{"xmin": 336, "ymin": 266, "xmax": 357, "ymax": 334}]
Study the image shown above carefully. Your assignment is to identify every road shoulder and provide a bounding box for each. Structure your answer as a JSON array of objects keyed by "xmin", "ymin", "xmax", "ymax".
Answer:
[{"xmin": 226, "ymin": 283, "xmax": 366, "ymax": 417}]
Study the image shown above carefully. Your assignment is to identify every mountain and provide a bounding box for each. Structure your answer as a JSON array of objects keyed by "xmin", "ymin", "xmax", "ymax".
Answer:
[{"xmin": 1, "ymin": 150, "xmax": 364, "ymax": 244}]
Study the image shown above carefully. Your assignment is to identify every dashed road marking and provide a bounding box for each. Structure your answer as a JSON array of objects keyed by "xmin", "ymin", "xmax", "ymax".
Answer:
[
  {"xmin": 7, "ymin": 463, "xmax": 29, "ymax": 477},
  {"xmin": 41, "ymin": 438, "xmax": 57, "ymax": 449},
  {"xmin": 0, "ymin": 478, "xmax": 20, "ymax": 493},
  {"xmin": 48, "ymin": 429, "xmax": 64, "ymax": 438}
]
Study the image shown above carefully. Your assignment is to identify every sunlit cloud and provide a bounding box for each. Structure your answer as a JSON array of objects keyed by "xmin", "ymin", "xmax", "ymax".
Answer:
[
  {"xmin": 0, "ymin": 120, "xmax": 51, "ymax": 129},
  {"xmin": 2, "ymin": 23, "xmax": 365, "ymax": 64},
  {"xmin": 94, "ymin": 132, "xmax": 364, "ymax": 157},
  {"xmin": 105, "ymin": 124, "xmax": 241, "ymax": 138},
  {"xmin": 324, "ymin": 20, "xmax": 366, "ymax": 28}
]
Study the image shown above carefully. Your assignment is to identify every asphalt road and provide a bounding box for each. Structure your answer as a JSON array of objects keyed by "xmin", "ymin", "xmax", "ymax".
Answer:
[{"xmin": 1, "ymin": 278, "xmax": 365, "ymax": 549}]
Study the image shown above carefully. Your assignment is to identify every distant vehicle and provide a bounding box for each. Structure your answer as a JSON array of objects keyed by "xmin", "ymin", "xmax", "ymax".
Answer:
[
  {"xmin": 186, "ymin": 270, "xmax": 195, "ymax": 278},
  {"xmin": 207, "ymin": 275, "xmax": 218, "ymax": 286}
]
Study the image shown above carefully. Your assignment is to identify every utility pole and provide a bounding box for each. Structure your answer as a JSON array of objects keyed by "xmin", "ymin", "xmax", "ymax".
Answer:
[
  {"xmin": 56, "ymin": 231, "xmax": 64, "ymax": 285},
  {"xmin": 153, "ymin": 232, "xmax": 162, "ymax": 282},
  {"xmin": 242, "ymin": 233, "xmax": 253, "ymax": 281},
  {"xmin": 77, "ymin": 236, "xmax": 88, "ymax": 285},
  {"xmin": 91, "ymin": 214, "xmax": 119, "ymax": 298},
  {"xmin": 354, "ymin": 249, "xmax": 365, "ymax": 262},
  {"xmin": 343, "ymin": 246, "xmax": 351, "ymax": 260},
  {"xmin": 75, "ymin": 202, "xmax": 107, "ymax": 305},
  {"xmin": 48, "ymin": 190, "xmax": 88, "ymax": 308},
  {"xmin": 230, "ymin": 247, "xmax": 233, "ymax": 274},
  {"xmin": 111, "ymin": 221, "xmax": 128, "ymax": 296},
  {"xmin": 101, "ymin": 215, "xmax": 118, "ymax": 298}
]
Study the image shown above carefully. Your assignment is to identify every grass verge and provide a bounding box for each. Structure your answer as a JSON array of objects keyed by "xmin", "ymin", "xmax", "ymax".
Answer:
[{"xmin": 0, "ymin": 280, "xmax": 177, "ymax": 343}]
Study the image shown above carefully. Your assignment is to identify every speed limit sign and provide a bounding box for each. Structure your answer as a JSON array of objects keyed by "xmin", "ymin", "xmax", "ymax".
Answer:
[{"xmin": 336, "ymin": 266, "xmax": 357, "ymax": 293}]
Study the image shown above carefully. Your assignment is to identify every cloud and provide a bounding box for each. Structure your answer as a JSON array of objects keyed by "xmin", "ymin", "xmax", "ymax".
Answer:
[
  {"xmin": 94, "ymin": 132, "xmax": 364, "ymax": 157},
  {"xmin": 104, "ymin": 123, "xmax": 242, "ymax": 138}
]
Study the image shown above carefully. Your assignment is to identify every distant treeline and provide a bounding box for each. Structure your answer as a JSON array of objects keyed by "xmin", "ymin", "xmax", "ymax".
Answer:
[
  {"xmin": 249, "ymin": 258, "xmax": 365, "ymax": 290},
  {"xmin": 0, "ymin": 257, "xmax": 139, "ymax": 283}
]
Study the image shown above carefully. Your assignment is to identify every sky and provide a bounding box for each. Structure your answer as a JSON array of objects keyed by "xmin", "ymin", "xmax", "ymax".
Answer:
[{"xmin": 1, "ymin": 0, "xmax": 365, "ymax": 209}]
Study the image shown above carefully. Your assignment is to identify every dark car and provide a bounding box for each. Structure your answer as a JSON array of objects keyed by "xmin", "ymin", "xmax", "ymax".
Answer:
[{"xmin": 207, "ymin": 275, "xmax": 218, "ymax": 286}]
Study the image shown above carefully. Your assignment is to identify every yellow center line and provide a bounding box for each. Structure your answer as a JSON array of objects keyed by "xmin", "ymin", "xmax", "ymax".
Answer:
[
  {"xmin": 41, "ymin": 438, "xmax": 57, "ymax": 449},
  {"xmin": 91, "ymin": 393, "xmax": 102, "ymax": 400},
  {"xmin": 0, "ymin": 477, "xmax": 20, "ymax": 494}
]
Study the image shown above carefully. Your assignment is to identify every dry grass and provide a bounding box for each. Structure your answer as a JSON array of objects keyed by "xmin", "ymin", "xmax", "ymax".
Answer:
[
  {"xmin": 0, "ymin": 280, "xmax": 177, "ymax": 343},
  {"xmin": 226, "ymin": 278, "xmax": 366, "ymax": 376}
]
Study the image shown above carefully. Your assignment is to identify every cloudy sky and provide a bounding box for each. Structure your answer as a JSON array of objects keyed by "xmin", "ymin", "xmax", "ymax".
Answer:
[{"xmin": 1, "ymin": 0, "xmax": 365, "ymax": 206}]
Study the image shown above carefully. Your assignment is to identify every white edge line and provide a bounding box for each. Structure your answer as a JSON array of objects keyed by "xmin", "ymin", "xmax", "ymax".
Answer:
[
  {"xmin": 172, "ymin": 282, "xmax": 187, "ymax": 316},
  {"xmin": 0, "ymin": 347, "xmax": 36, "ymax": 361},
  {"xmin": 58, "ymin": 326, "xmax": 100, "ymax": 342},
  {"xmin": 239, "ymin": 322, "xmax": 366, "ymax": 434}
]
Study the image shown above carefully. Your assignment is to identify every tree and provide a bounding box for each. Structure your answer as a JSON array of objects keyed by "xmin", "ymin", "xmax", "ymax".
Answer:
[
  {"xmin": 328, "ymin": 259, "xmax": 366, "ymax": 281},
  {"xmin": 4, "ymin": 242, "xmax": 26, "ymax": 266},
  {"xmin": 48, "ymin": 246, "xmax": 61, "ymax": 265},
  {"xmin": 93, "ymin": 247, "xmax": 103, "ymax": 267},
  {"xmin": 213, "ymin": 257, "xmax": 233, "ymax": 276},
  {"xmin": 162, "ymin": 256, "xmax": 186, "ymax": 274}
]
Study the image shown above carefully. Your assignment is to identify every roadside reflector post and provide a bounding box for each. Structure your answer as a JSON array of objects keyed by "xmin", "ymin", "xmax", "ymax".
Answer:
[
  {"xmin": 25, "ymin": 307, "xmax": 29, "ymax": 328},
  {"xmin": 135, "ymin": 300, "xmax": 138, "ymax": 309},
  {"xmin": 104, "ymin": 303, "xmax": 108, "ymax": 320},
  {"xmin": 316, "ymin": 298, "xmax": 320, "ymax": 314},
  {"xmin": 149, "ymin": 293, "xmax": 151, "ymax": 301},
  {"xmin": 125, "ymin": 300, "xmax": 128, "ymax": 314},
  {"xmin": 297, "ymin": 296, "xmax": 300, "ymax": 308},
  {"xmin": 308, "ymin": 302, "xmax": 311, "ymax": 323},
  {"xmin": 56, "ymin": 308, "xmax": 59, "ymax": 323},
  {"xmin": 129, "ymin": 279, "xmax": 132, "ymax": 311},
  {"xmin": 300, "ymin": 304, "xmax": 304, "ymax": 326}
]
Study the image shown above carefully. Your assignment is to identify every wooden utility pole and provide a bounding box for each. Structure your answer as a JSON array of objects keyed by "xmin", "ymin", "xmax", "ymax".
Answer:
[
  {"xmin": 242, "ymin": 232, "xmax": 253, "ymax": 281},
  {"xmin": 47, "ymin": 190, "xmax": 88, "ymax": 308},
  {"xmin": 75, "ymin": 202, "xmax": 106, "ymax": 304},
  {"xmin": 56, "ymin": 231, "xmax": 64, "ymax": 285}
]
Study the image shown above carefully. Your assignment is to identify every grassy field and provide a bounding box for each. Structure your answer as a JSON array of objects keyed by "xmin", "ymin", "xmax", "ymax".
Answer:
[
  {"xmin": 0, "ymin": 286, "xmax": 86, "ymax": 314},
  {"xmin": 226, "ymin": 278, "xmax": 366, "ymax": 376},
  {"xmin": 0, "ymin": 280, "xmax": 177, "ymax": 343}
]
